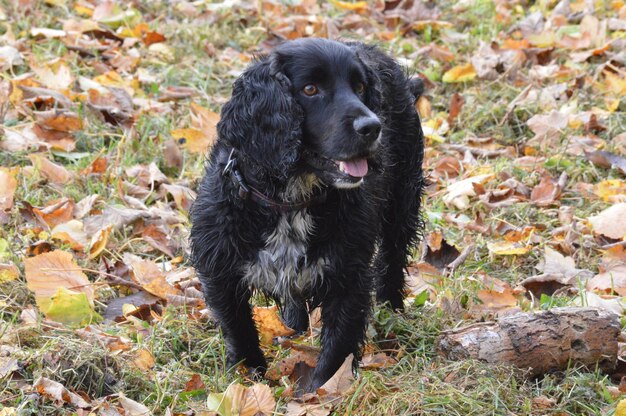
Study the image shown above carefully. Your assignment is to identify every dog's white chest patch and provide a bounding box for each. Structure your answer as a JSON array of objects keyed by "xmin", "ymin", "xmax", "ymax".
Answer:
[{"xmin": 242, "ymin": 175, "xmax": 326, "ymax": 296}]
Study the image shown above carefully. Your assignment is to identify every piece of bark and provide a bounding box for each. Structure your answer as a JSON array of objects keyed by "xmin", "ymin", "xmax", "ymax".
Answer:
[{"xmin": 436, "ymin": 307, "xmax": 620, "ymax": 375}]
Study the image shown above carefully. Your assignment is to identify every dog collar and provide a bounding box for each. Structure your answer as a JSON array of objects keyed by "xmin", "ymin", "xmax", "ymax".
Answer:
[{"xmin": 222, "ymin": 149, "xmax": 326, "ymax": 213}]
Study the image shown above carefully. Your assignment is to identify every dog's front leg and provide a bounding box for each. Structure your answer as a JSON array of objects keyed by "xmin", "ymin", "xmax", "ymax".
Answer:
[
  {"xmin": 203, "ymin": 279, "xmax": 267, "ymax": 374},
  {"xmin": 310, "ymin": 284, "xmax": 371, "ymax": 391}
]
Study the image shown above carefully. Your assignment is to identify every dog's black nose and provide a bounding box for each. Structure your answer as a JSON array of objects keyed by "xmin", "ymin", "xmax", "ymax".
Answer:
[{"xmin": 353, "ymin": 117, "xmax": 381, "ymax": 140}]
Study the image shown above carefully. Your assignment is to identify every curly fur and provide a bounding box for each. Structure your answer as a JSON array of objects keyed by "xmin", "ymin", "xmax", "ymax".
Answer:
[{"xmin": 190, "ymin": 38, "xmax": 424, "ymax": 391}]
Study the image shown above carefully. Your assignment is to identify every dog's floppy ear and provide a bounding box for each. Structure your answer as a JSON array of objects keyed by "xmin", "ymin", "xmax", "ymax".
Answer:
[{"xmin": 217, "ymin": 55, "xmax": 303, "ymax": 180}]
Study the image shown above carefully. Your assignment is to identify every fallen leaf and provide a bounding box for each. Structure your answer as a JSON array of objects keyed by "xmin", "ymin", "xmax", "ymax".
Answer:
[
  {"xmin": 33, "ymin": 377, "xmax": 91, "ymax": 408},
  {"xmin": 44, "ymin": 286, "xmax": 102, "ymax": 326},
  {"xmin": 329, "ymin": 0, "xmax": 368, "ymax": 12},
  {"xmin": 587, "ymin": 265, "xmax": 626, "ymax": 296},
  {"xmin": 253, "ymin": 306, "xmax": 295, "ymax": 345},
  {"xmin": 31, "ymin": 198, "xmax": 75, "ymax": 228},
  {"xmin": 0, "ymin": 263, "xmax": 19, "ymax": 283},
  {"xmin": 51, "ymin": 219, "xmax": 88, "ymax": 250},
  {"xmin": 585, "ymin": 150, "xmax": 626, "ymax": 175},
  {"xmin": 207, "ymin": 383, "xmax": 276, "ymax": 416},
  {"xmin": 317, "ymin": 354, "xmax": 355, "ymax": 397},
  {"xmin": 487, "ymin": 241, "xmax": 531, "ymax": 256},
  {"xmin": 530, "ymin": 172, "xmax": 567, "ymax": 206},
  {"xmin": 76, "ymin": 325, "xmax": 132, "ymax": 352},
  {"xmin": 24, "ymin": 250, "xmax": 94, "ymax": 305},
  {"xmin": 133, "ymin": 348, "xmax": 156, "ymax": 371},
  {"xmin": 442, "ymin": 174, "xmax": 494, "ymax": 209},
  {"xmin": 123, "ymin": 253, "xmax": 180, "ymax": 299},
  {"xmin": 118, "ymin": 392, "xmax": 152, "ymax": 416},
  {"xmin": 589, "ymin": 203, "xmax": 626, "ymax": 239},
  {"xmin": 521, "ymin": 247, "xmax": 594, "ymax": 298},
  {"xmin": 442, "ymin": 63, "xmax": 477, "ymax": 83},
  {"xmin": 28, "ymin": 154, "xmax": 73, "ymax": 185},
  {"xmin": 0, "ymin": 167, "xmax": 18, "ymax": 213},
  {"xmin": 184, "ymin": 374, "xmax": 206, "ymax": 392}
]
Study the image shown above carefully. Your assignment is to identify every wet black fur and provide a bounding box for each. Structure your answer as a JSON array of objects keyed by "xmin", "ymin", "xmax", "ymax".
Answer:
[{"xmin": 190, "ymin": 38, "xmax": 424, "ymax": 390}]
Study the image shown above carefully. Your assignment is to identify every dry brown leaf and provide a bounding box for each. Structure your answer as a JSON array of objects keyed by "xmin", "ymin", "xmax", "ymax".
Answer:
[
  {"xmin": 118, "ymin": 392, "xmax": 152, "ymax": 416},
  {"xmin": 588, "ymin": 203, "xmax": 626, "ymax": 239},
  {"xmin": 266, "ymin": 350, "xmax": 319, "ymax": 381},
  {"xmin": 521, "ymin": 247, "xmax": 593, "ymax": 298},
  {"xmin": 317, "ymin": 354, "xmax": 355, "ymax": 397},
  {"xmin": 133, "ymin": 348, "xmax": 156, "ymax": 371},
  {"xmin": 28, "ymin": 154, "xmax": 73, "ymax": 185},
  {"xmin": 126, "ymin": 162, "xmax": 168, "ymax": 188},
  {"xmin": 160, "ymin": 183, "xmax": 196, "ymax": 212},
  {"xmin": 75, "ymin": 325, "xmax": 132, "ymax": 352},
  {"xmin": 587, "ymin": 265, "xmax": 626, "ymax": 296},
  {"xmin": 123, "ymin": 253, "xmax": 180, "ymax": 299},
  {"xmin": 33, "ymin": 377, "xmax": 91, "ymax": 409},
  {"xmin": 359, "ymin": 352, "xmax": 397, "ymax": 369},
  {"xmin": 24, "ymin": 250, "xmax": 94, "ymax": 307},
  {"xmin": 253, "ymin": 305, "xmax": 295, "ymax": 345},
  {"xmin": 0, "ymin": 167, "xmax": 18, "ymax": 212},
  {"xmin": 530, "ymin": 172, "xmax": 567, "ymax": 206},
  {"xmin": 184, "ymin": 374, "xmax": 206, "ymax": 392},
  {"xmin": 34, "ymin": 109, "xmax": 82, "ymax": 132}
]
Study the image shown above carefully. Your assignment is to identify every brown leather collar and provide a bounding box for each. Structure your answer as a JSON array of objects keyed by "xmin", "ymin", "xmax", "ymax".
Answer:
[{"xmin": 223, "ymin": 149, "xmax": 326, "ymax": 213}]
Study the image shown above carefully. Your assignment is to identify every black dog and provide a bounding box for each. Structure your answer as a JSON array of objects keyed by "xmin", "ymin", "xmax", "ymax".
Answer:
[{"xmin": 190, "ymin": 38, "xmax": 424, "ymax": 390}]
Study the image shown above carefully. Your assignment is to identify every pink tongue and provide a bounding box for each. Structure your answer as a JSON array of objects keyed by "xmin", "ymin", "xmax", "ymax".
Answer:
[{"xmin": 341, "ymin": 159, "xmax": 368, "ymax": 177}]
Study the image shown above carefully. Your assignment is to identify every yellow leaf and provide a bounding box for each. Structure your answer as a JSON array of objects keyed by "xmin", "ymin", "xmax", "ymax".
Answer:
[
  {"xmin": 171, "ymin": 128, "xmax": 214, "ymax": 154},
  {"xmin": 604, "ymin": 71, "xmax": 626, "ymax": 95},
  {"xmin": 93, "ymin": 71, "xmax": 126, "ymax": 88},
  {"xmin": 123, "ymin": 253, "xmax": 180, "ymax": 299},
  {"xmin": 594, "ymin": 179, "xmax": 626, "ymax": 202},
  {"xmin": 526, "ymin": 31, "xmax": 556, "ymax": 47},
  {"xmin": 412, "ymin": 20, "xmax": 453, "ymax": 31},
  {"xmin": 89, "ymin": 226, "xmax": 111, "ymax": 259},
  {"xmin": 329, "ymin": 0, "xmax": 368, "ymax": 12},
  {"xmin": 0, "ymin": 263, "xmax": 19, "ymax": 283},
  {"xmin": 616, "ymin": 399, "xmax": 626, "ymax": 416},
  {"xmin": 44, "ymin": 287, "xmax": 101, "ymax": 326},
  {"xmin": 487, "ymin": 241, "xmax": 532, "ymax": 256},
  {"xmin": 442, "ymin": 63, "xmax": 477, "ymax": 83}
]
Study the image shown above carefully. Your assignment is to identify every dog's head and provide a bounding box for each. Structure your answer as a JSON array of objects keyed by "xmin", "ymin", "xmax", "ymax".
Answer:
[{"xmin": 218, "ymin": 38, "xmax": 383, "ymax": 188}]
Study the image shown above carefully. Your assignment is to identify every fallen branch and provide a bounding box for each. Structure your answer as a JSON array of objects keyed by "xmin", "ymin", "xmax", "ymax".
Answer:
[{"xmin": 436, "ymin": 307, "xmax": 619, "ymax": 375}]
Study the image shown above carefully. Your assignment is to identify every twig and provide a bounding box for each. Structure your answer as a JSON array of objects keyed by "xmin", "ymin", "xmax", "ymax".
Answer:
[{"xmin": 445, "ymin": 244, "xmax": 475, "ymax": 274}]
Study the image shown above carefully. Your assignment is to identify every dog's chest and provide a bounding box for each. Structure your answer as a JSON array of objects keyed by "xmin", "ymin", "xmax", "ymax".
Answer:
[{"xmin": 242, "ymin": 176, "xmax": 326, "ymax": 296}]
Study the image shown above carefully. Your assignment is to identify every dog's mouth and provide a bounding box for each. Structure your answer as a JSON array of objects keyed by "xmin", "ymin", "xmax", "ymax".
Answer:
[
  {"xmin": 336, "ymin": 158, "xmax": 368, "ymax": 178},
  {"xmin": 303, "ymin": 149, "xmax": 370, "ymax": 188}
]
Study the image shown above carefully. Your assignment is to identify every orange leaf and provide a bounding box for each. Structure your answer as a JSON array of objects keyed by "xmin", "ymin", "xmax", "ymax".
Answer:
[
  {"xmin": 253, "ymin": 305, "xmax": 295, "ymax": 345},
  {"xmin": 24, "ymin": 250, "xmax": 95, "ymax": 308}
]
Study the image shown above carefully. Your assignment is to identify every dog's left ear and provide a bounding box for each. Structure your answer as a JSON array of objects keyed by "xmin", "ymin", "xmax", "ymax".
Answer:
[{"xmin": 217, "ymin": 55, "xmax": 303, "ymax": 180}]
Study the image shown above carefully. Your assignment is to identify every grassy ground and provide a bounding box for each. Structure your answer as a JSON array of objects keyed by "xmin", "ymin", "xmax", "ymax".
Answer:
[{"xmin": 1, "ymin": 0, "xmax": 626, "ymax": 415}]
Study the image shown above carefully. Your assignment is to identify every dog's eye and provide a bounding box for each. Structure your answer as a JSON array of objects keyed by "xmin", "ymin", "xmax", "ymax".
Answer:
[
  {"xmin": 355, "ymin": 83, "xmax": 365, "ymax": 95},
  {"xmin": 303, "ymin": 84, "xmax": 318, "ymax": 96}
]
